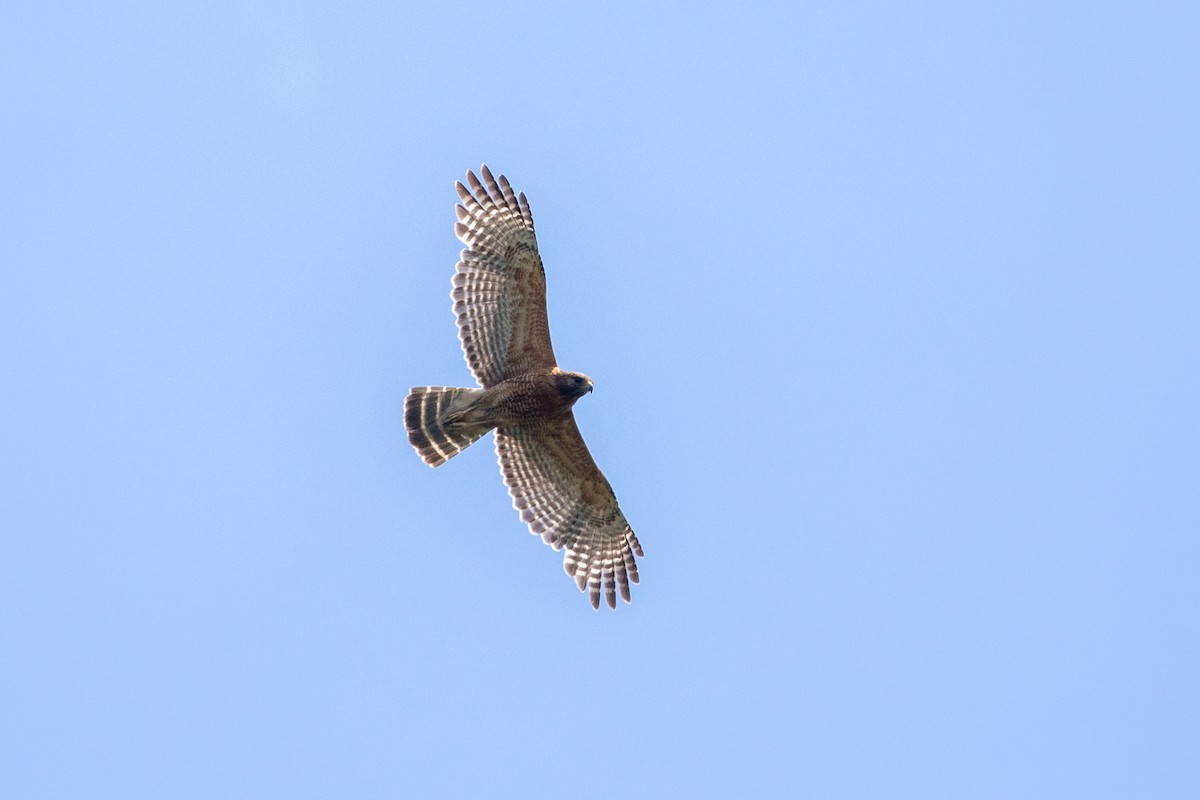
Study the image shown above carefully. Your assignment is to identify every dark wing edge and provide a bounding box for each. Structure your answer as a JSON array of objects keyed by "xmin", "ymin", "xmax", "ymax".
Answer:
[
  {"xmin": 494, "ymin": 417, "xmax": 643, "ymax": 610},
  {"xmin": 452, "ymin": 165, "xmax": 555, "ymax": 387}
]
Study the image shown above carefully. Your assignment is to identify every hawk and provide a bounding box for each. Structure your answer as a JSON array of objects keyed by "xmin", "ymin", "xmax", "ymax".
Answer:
[{"xmin": 405, "ymin": 165, "xmax": 643, "ymax": 609}]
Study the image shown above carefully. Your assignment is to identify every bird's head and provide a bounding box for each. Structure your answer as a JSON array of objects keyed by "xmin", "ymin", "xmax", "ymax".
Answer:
[{"xmin": 553, "ymin": 369, "xmax": 594, "ymax": 402}]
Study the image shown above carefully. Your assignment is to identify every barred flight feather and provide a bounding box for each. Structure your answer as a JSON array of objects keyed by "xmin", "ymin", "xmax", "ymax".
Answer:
[
  {"xmin": 404, "ymin": 386, "xmax": 489, "ymax": 468},
  {"xmin": 495, "ymin": 423, "xmax": 642, "ymax": 609},
  {"xmin": 452, "ymin": 167, "xmax": 554, "ymax": 387}
]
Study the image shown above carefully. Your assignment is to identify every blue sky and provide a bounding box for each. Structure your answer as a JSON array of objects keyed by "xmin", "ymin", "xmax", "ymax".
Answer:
[{"xmin": 3, "ymin": 1, "xmax": 1197, "ymax": 797}]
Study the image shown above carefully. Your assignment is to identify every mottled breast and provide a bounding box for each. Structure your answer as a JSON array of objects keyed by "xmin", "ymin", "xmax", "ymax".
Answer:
[{"xmin": 484, "ymin": 370, "xmax": 574, "ymax": 427}]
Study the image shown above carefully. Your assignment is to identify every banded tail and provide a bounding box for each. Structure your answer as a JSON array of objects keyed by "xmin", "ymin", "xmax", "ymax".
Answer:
[{"xmin": 404, "ymin": 386, "xmax": 490, "ymax": 467}]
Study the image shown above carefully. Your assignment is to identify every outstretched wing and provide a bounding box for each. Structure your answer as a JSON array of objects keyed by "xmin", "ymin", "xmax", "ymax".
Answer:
[
  {"xmin": 495, "ymin": 416, "xmax": 643, "ymax": 609},
  {"xmin": 452, "ymin": 165, "xmax": 557, "ymax": 388}
]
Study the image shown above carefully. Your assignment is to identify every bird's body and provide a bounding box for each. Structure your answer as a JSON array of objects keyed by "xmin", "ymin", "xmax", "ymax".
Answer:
[
  {"xmin": 404, "ymin": 166, "xmax": 642, "ymax": 609},
  {"xmin": 406, "ymin": 368, "xmax": 591, "ymax": 465}
]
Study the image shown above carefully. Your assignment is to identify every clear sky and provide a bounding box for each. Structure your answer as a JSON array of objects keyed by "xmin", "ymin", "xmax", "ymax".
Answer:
[{"xmin": 3, "ymin": 2, "xmax": 1197, "ymax": 798}]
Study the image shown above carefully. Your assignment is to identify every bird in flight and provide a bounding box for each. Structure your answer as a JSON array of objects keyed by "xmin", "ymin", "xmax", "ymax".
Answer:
[{"xmin": 405, "ymin": 166, "xmax": 643, "ymax": 609}]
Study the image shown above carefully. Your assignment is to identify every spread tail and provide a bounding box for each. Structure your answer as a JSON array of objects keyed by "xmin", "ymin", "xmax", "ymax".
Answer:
[{"xmin": 404, "ymin": 386, "xmax": 490, "ymax": 467}]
